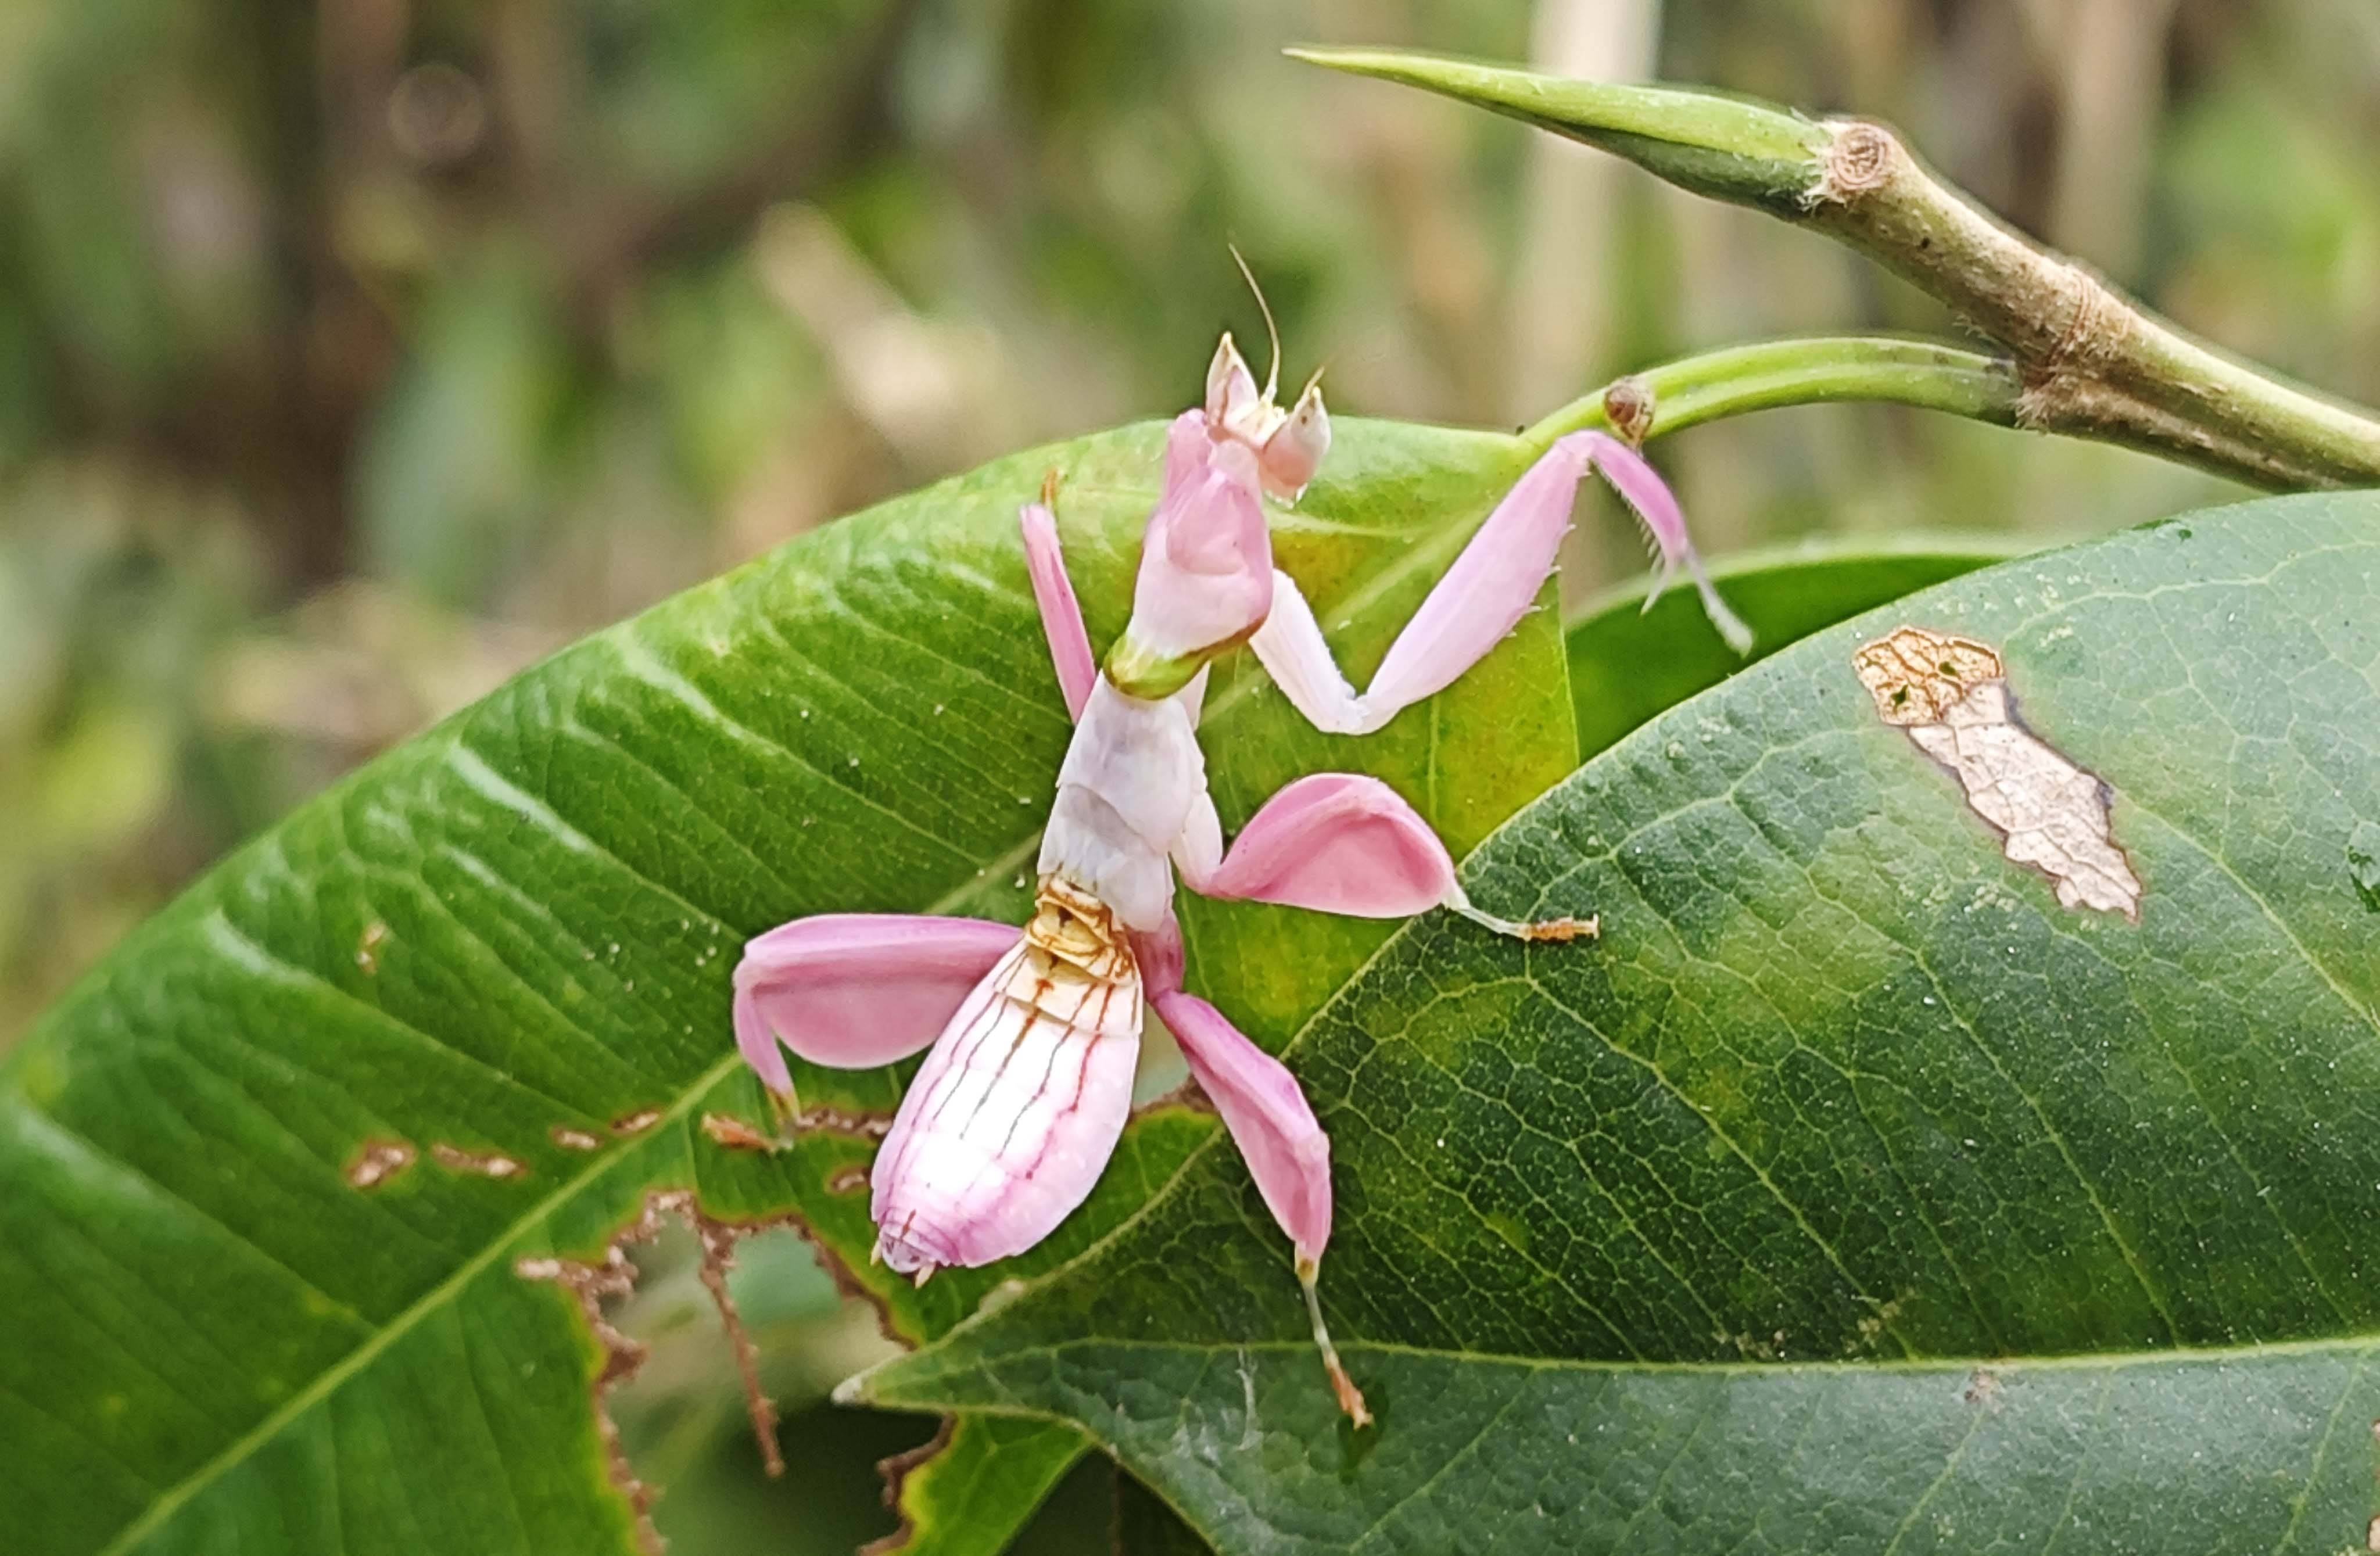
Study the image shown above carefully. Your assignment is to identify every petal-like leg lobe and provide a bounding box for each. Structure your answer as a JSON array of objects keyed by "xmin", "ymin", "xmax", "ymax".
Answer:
[
  {"xmin": 1185, "ymin": 772, "xmax": 1458, "ymax": 918},
  {"xmin": 733, "ymin": 915, "xmax": 1024, "ymax": 1091},
  {"xmin": 1137, "ymin": 916, "xmax": 1368, "ymax": 1424}
]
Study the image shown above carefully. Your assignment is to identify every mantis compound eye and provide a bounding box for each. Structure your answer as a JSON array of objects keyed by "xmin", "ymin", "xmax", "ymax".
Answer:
[
  {"xmin": 1205, "ymin": 332, "xmax": 1265, "ymax": 440},
  {"xmin": 1259, "ymin": 380, "xmax": 1330, "ymax": 501}
]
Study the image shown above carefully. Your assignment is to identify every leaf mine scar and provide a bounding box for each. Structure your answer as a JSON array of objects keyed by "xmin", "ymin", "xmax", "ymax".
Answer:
[{"xmin": 1854, "ymin": 625, "xmax": 2142, "ymax": 921}]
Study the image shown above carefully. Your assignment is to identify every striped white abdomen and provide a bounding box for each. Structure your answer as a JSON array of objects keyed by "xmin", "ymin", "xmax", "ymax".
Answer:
[{"xmin": 870, "ymin": 877, "xmax": 1142, "ymax": 1276}]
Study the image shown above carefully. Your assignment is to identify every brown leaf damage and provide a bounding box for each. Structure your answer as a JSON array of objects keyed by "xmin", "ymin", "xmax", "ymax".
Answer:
[
  {"xmin": 514, "ymin": 1239, "xmax": 662, "ymax": 1555},
  {"xmin": 859, "ymin": 1415, "xmax": 956, "ymax": 1556},
  {"xmin": 429, "ymin": 1142, "xmax": 530, "ymax": 1178},
  {"xmin": 785, "ymin": 1102, "xmax": 894, "ymax": 1141},
  {"xmin": 1855, "ymin": 625, "xmax": 2142, "ymax": 920},
  {"xmin": 697, "ymin": 1103, "xmax": 894, "ymax": 1154},
  {"xmin": 515, "ymin": 1191, "xmax": 793, "ymax": 1553},
  {"xmin": 700, "ymin": 1112, "xmax": 775, "ymax": 1151},
  {"xmin": 344, "ymin": 1137, "xmax": 415, "ymax": 1189}
]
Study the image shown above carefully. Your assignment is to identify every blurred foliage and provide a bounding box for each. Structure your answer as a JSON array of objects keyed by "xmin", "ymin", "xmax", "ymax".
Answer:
[{"xmin": 1, "ymin": 0, "xmax": 2374, "ymax": 1546}]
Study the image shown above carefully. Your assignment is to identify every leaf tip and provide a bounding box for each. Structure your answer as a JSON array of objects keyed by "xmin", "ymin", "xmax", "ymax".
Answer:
[
  {"xmin": 1279, "ymin": 44, "xmax": 1444, "ymax": 85},
  {"xmin": 1281, "ymin": 43, "xmax": 1362, "ymax": 67}
]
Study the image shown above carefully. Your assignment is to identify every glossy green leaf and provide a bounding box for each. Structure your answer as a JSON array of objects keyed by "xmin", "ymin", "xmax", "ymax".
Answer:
[
  {"xmin": 877, "ymin": 1416, "xmax": 1091, "ymax": 1556},
  {"xmin": 0, "ymin": 416, "xmax": 1586, "ymax": 1556},
  {"xmin": 1566, "ymin": 535, "xmax": 2027, "ymax": 759},
  {"xmin": 853, "ymin": 493, "xmax": 2380, "ymax": 1554}
]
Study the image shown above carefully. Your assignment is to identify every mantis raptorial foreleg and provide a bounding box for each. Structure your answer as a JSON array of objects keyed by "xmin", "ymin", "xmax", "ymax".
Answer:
[
  {"xmin": 1252, "ymin": 429, "xmax": 1751, "ymax": 741},
  {"xmin": 1029, "ymin": 478, "xmax": 1585, "ymax": 937},
  {"xmin": 1020, "ymin": 476, "xmax": 1096, "ymax": 720}
]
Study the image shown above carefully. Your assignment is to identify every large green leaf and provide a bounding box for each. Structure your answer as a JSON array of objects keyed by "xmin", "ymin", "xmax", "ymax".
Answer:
[
  {"xmin": 852, "ymin": 493, "xmax": 2380, "ymax": 1554},
  {"xmin": 0, "ymin": 416, "xmax": 1593, "ymax": 1555}
]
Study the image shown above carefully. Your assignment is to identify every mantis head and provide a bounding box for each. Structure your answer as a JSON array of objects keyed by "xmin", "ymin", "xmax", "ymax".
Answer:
[
  {"xmin": 1203, "ymin": 251, "xmax": 1332, "ymax": 501},
  {"xmin": 1106, "ymin": 266, "xmax": 1332, "ymax": 695},
  {"xmin": 1207, "ymin": 334, "xmax": 1331, "ymax": 502}
]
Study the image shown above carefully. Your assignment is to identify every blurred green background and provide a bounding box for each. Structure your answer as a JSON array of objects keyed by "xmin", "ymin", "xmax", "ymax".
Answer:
[{"xmin": 3, "ymin": 0, "xmax": 2374, "ymax": 1546}]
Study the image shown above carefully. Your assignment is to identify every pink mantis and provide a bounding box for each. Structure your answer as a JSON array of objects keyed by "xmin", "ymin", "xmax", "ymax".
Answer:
[{"xmin": 732, "ymin": 329, "xmax": 1748, "ymax": 1425}]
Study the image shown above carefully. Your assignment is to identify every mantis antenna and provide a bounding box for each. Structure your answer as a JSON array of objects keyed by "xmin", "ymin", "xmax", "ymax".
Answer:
[{"xmin": 1228, "ymin": 242, "xmax": 1282, "ymax": 401}]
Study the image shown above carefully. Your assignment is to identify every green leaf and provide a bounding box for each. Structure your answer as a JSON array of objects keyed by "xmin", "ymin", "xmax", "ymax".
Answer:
[
  {"xmin": 1286, "ymin": 48, "xmax": 1826, "ymax": 215},
  {"xmin": 0, "ymin": 415, "xmax": 1583, "ymax": 1556},
  {"xmin": 852, "ymin": 493, "xmax": 2380, "ymax": 1554},
  {"xmin": 876, "ymin": 1417, "xmax": 1091, "ymax": 1556},
  {"xmin": 1566, "ymin": 535, "xmax": 2027, "ymax": 759}
]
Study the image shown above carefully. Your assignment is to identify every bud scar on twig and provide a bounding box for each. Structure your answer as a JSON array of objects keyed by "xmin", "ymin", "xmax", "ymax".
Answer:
[{"xmin": 1854, "ymin": 626, "xmax": 2142, "ymax": 920}]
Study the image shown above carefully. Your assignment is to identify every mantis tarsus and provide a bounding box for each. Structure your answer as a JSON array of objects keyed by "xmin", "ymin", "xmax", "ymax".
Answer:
[{"xmin": 733, "ymin": 324, "xmax": 1748, "ymax": 1424}]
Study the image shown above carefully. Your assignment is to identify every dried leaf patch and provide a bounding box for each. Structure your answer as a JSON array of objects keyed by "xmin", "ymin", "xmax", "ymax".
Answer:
[
  {"xmin": 700, "ymin": 1112, "xmax": 775, "ymax": 1151},
  {"xmin": 429, "ymin": 1142, "xmax": 529, "ymax": 1179},
  {"xmin": 1855, "ymin": 625, "xmax": 2142, "ymax": 920},
  {"xmin": 344, "ymin": 1137, "xmax": 415, "ymax": 1189}
]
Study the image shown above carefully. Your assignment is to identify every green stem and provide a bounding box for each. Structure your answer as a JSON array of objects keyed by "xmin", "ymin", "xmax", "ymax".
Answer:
[
  {"xmin": 1519, "ymin": 335, "xmax": 2019, "ymax": 451},
  {"xmin": 1294, "ymin": 47, "xmax": 2380, "ymax": 492}
]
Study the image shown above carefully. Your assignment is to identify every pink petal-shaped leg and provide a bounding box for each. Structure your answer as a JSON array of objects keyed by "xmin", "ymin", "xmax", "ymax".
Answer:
[
  {"xmin": 1249, "ymin": 431, "xmax": 1747, "ymax": 737},
  {"xmin": 1136, "ymin": 917, "xmax": 1368, "ymax": 1425},
  {"xmin": 1177, "ymin": 773, "xmax": 1596, "ymax": 942},
  {"xmin": 1020, "ymin": 499, "xmax": 1096, "ymax": 720},
  {"xmin": 732, "ymin": 915, "xmax": 1023, "ymax": 1097},
  {"xmin": 1362, "ymin": 432, "xmax": 1605, "ymax": 712},
  {"xmin": 1184, "ymin": 773, "xmax": 1455, "ymax": 916},
  {"xmin": 1594, "ymin": 432, "xmax": 1752, "ymax": 655}
]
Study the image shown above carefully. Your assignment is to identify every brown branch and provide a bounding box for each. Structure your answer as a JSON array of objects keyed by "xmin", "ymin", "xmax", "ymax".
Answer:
[
  {"xmin": 1801, "ymin": 121, "xmax": 2380, "ymax": 487},
  {"xmin": 1295, "ymin": 48, "xmax": 2380, "ymax": 492}
]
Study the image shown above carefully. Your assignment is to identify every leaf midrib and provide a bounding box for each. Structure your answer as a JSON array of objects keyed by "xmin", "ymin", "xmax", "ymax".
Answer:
[
  {"xmin": 91, "ymin": 761, "xmax": 1052, "ymax": 1556},
  {"xmin": 88, "ymin": 1039, "xmax": 745, "ymax": 1556}
]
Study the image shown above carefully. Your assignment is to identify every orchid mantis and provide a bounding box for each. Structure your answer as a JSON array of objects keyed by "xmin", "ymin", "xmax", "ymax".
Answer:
[{"xmin": 733, "ymin": 328, "xmax": 1748, "ymax": 1425}]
